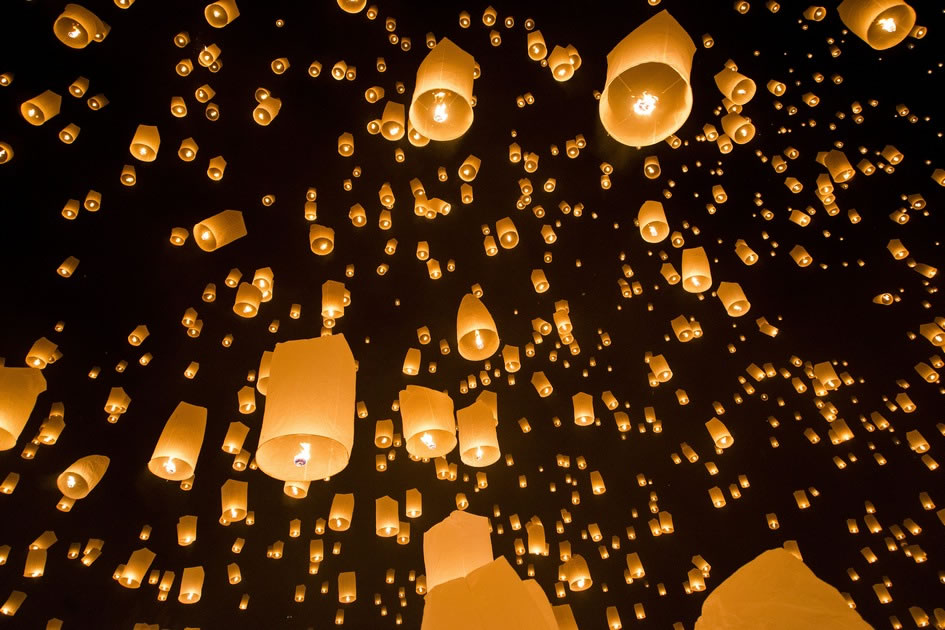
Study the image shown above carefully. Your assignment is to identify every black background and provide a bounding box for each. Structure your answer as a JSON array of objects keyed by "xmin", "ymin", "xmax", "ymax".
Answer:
[{"xmin": 1, "ymin": 0, "xmax": 944, "ymax": 628}]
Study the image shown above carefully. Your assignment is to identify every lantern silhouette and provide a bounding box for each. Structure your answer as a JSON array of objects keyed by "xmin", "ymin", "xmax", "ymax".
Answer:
[
  {"xmin": 408, "ymin": 38, "xmax": 475, "ymax": 141},
  {"xmin": 54, "ymin": 4, "xmax": 108, "ymax": 49},
  {"xmin": 0, "ymin": 368, "xmax": 46, "ymax": 451},
  {"xmin": 57, "ymin": 454, "xmax": 109, "ymax": 499},
  {"xmin": 148, "ymin": 402, "xmax": 207, "ymax": 480},
  {"xmin": 400, "ymin": 385, "xmax": 456, "ymax": 458},
  {"xmin": 599, "ymin": 11, "xmax": 696, "ymax": 147},
  {"xmin": 457, "ymin": 401, "xmax": 500, "ymax": 466},
  {"xmin": 193, "ymin": 210, "xmax": 247, "ymax": 251},
  {"xmin": 837, "ymin": 0, "xmax": 916, "ymax": 50},
  {"xmin": 256, "ymin": 335, "xmax": 356, "ymax": 481},
  {"xmin": 456, "ymin": 293, "xmax": 500, "ymax": 361}
]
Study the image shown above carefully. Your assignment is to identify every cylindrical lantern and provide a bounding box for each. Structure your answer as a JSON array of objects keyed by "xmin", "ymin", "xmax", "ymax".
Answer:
[
  {"xmin": 381, "ymin": 101, "xmax": 406, "ymax": 140},
  {"xmin": 0, "ymin": 368, "xmax": 46, "ymax": 451},
  {"xmin": 714, "ymin": 68, "xmax": 756, "ymax": 105},
  {"xmin": 457, "ymin": 401, "xmax": 500, "ymax": 466},
  {"xmin": 21, "ymin": 91, "xmax": 62, "ymax": 126},
  {"xmin": 376, "ymin": 496, "xmax": 400, "ymax": 537},
  {"xmin": 638, "ymin": 201, "xmax": 669, "ymax": 242},
  {"xmin": 57, "ymin": 454, "xmax": 109, "ymax": 499},
  {"xmin": 129, "ymin": 124, "xmax": 160, "ymax": 161},
  {"xmin": 681, "ymin": 246, "xmax": 712, "ymax": 293},
  {"xmin": 456, "ymin": 293, "xmax": 499, "ymax": 361},
  {"xmin": 599, "ymin": 11, "xmax": 696, "ymax": 147},
  {"xmin": 205, "ymin": 0, "xmax": 240, "ymax": 27},
  {"xmin": 408, "ymin": 38, "xmax": 475, "ymax": 141},
  {"xmin": 705, "ymin": 417, "xmax": 733, "ymax": 448},
  {"xmin": 233, "ymin": 282, "xmax": 262, "ymax": 318},
  {"xmin": 54, "ymin": 4, "xmax": 108, "ymax": 48},
  {"xmin": 837, "ymin": 0, "xmax": 916, "ymax": 50},
  {"xmin": 338, "ymin": 571, "xmax": 357, "ymax": 603},
  {"xmin": 399, "ymin": 385, "xmax": 457, "ymax": 458},
  {"xmin": 572, "ymin": 392, "xmax": 594, "ymax": 426},
  {"xmin": 119, "ymin": 548, "xmax": 156, "ymax": 588},
  {"xmin": 177, "ymin": 515, "xmax": 197, "ymax": 545},
  {"xmin": 309, "ymin": 224, "xmax": 335, "ymax": 255},
  {"xmin": 222, "ymin": 421, "xmax": 249, "ymax": 454},
  {"xmin": 221, "ymin": 479, "xmax": 248, "ymax": 522},
  {"xmin": 329, "ymin": 493, "xmax": 355, "ymax": 531},
  {"xmin": 178, "ymin": 566, "xmax": 204, "ymax": 603},
  {"xmin": 148, "ymin": 402, "xmax": 207, "ymax": 480},
  {"xmin": 717, "ymin": 281, "xmax": 751, "ymax": 316},
  {"xmin": 256, "ymin": 335, "xmax": 355, "ymax": 481},
  {"xmin": 193, "ymin": 209, "xmax": 246, "ymax": 251}
]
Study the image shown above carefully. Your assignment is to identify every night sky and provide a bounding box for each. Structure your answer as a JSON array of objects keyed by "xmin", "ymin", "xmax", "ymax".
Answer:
[{"xmin": 1, "ymin": 0, "xmax": 944, "ymax": 628}]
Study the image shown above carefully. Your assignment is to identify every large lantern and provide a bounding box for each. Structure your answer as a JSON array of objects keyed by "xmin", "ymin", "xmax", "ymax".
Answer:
[
  {"xmin": 599, "ymin": 11, "xmax": 696, "ymax": 147},
  {"xmin": 423, "ymin": 510, "xmax": 493, "ymax": 591},
  {"xmin": 0, "ymin": 367, "xmax": 46, "ymax": 451},
  {"xmin": 54, "ymin": 4, "xmax": 109, "ymax": 49},
  {"xmin": 408, "ymin": 38, "xmax": 475, "ymax": 141},
  {"xmin": 399, "ymin": 385, "xmax": 456, "ymax": 458},
  {"xmin": 148, "ymin": 402, "xmax": 207, "ymax": 481},
  {"xmin": 256, "ymin": 335, "xmax": 356, "ymax": 481},
  {"xmin": 837, "ymin": 0, "xmax": 916, "ymax": 50}
]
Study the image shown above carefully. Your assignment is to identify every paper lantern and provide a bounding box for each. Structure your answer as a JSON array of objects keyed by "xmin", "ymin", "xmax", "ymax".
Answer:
[
  {"xmin": 234, "ymin": 282, "xmax": 262, "ymax": 318},
  {"xmin": 54, "ymin": 4, "xmax": 108, "ymax": 49},
  {"xmin": 20, "ymin": 91, "xmax": 61, "ymax": 126},
  {"xmin": 337, "ymin": 0, "xmax": 367, "ymax": 13},
  {"xmin": 205, "ymin": 0, "xmax": 239, "ymax": 27},
  {"xmin": 572, "ymin": 393, "xmax": 594, "ymax": 426},
  {"xmin": 681, "ymin": 247, "xmax": 712, "ymax": 293},
  {"xmin": 406, "ymin": 488, "xmax": 422, "ymax": 518},
  {"xmin": 381, "ymin": 101, "xmax": 406, "ymax": 140},
  {"xmin": 456, "ymin": 294, "xmax": 500, "ymax": 361},
  {"xmin": 148, "ymin": 402, "xmax": 207, "ymax": 480},
  {"xmin": 57, "ymin": 454, "xmax": 109, "ymax": 499},
  {"xmin": 705, "ymin": 417, "xmax": 734, "ymax": 448},
  {"xmin": 0, "ymin": 591, "xmax": 26, "ymax": 616},
  {"xmin": 408, "ymin": 38, "xmax": 475, "ymax": 141},
  {"xmin": 531, "ymin": 371, "xmax": 553, "ymax": 397},
  {"xmin": 718, "ymin": 281, "xmax": 750, "ymax": 316},
  {"xmin": 721, "ymin": 113, "xmax": 755, "ymax": 143},
  {"xmin": 221, "ymin": 479, "xmax": 247, "ymax": 522},
  {"xmin": 423, "ymin": 510, "xmax": 494, "ymax": 591},
  {"xmin": 179, "ymin": 566, "xmax": 204, "ymax": 603},
  {"xmin": 284, "ymin": 480, "xmax": 310, "ymax": 499},
  {"xmin": 599, "ymin": 11, "xmax": 696, "ymax": 147},
  {"xmin": 329, "ymin": 493, "xmax": 355, "ymax": 531},
  {"xmin": 399, "ymin": 385, "xmax": 457, "ymax": 458},
  {"xmin": 714, "ymin": 68, "xmax": 756, "ymax": 105},
  {"xmin": 256, "ymin": 335, "xmax": 356, "ymax": 481},
  {"xmin": 564, "ymin": 555, "xmax": 592, "ymax": 591},
  {"xmin": 0, "ymin": 142, "xmax": 12, "ymax": 165},
  {"xmin": 119, "ymin": 548, "xmax": 155, "ymax": 588},
  {"xmin": 339, "ymin": 571, "xmax": 357, "ymax": 602},
  {"xmin": 129, "ymin": 124, "xmax": 159, "ymax": 161},
  {"xmin": 695, "ymin": 548, "xmax": 871, "ymax": 629},
  {"xmin": 376, "ymin": 496, "xmax": 400, "ymax": 537},
  {"xmin": 253, "ymin": 97, "xmax": 282, "ymax": 125},
  {"xmin": 193, "ymin": 209, "xmax": 247, "ymax": 251},
  {"xmin": 837, "ymin": 0, "xmax": 916, "ymax": 50},
  {"xmin": 457, "ymin": 401, "xmax": 500, "ymax": 466},
  {"xmin": 638, "ymin": 201, "xmax": 670, "ymax": 242},
  {"xmin": 0, "ymin": 368, "xmax": 46, "ymax": 451},
  {"xmin": 309, "ymin": 224, "xmax": 335, "ymax": 255}
]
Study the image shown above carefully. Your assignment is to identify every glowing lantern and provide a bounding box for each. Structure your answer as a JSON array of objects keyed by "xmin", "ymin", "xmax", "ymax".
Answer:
[
  {"xmin": 717, "ymin": 282, "xmax": 750, "ymax": 316},
  {"xmin": 408, "ymin": 38, "xmax": 475, "ymax": 141},
  {"xmin": 599, "ymin": 11, "xmax": 696, "ymax": 147},
  {"xmin": 837, "ymin": 0, "xmax": 916, "ymax": 50},
  {"xmin": 376, "ymin": 496, "xmax": 400, "ymax": 537},
  {"xmin": 399, "ymin": 385, "xmax": 456, "ymax": 458},
  {"xmin": 221, "ymin": 479, "xmax": 247, "ymax": 522},
  {"xmin": 0, "ymin": 367, "xmax": 46, "ymax": 451},
  {"xmin": 20, "ymin": 91, "xmax": 61, "ymax": 126},
  {"xmin": 54, "ymin": 4, "xmax": 108, "ymax": 49},
  {"xmin": 193, "ymin": 210, "xmax": 247, "ymax": 251},
  {"xmin": 705, "ymin": 417, "xmax": 733, "ymax": 448},
  {"xmin": 456, "ymin": 293, "xmax": 500, "ymax": 361},
  {"xmin": 129, "ymin": 125, "xmax": 159, "ymax": 161},
  {"xmin": 381, "ymin": 101, "xmax": 406, "ymax": 140},
  {"xmin": 423, "ymin": 510, "xmax": 493, "ymax": 591},
  {"xmin": 681, "ymin": 247, "xmax": 712, "ymax": 292},
  {"xmin": 148, "ymin": 402, "xmax": 207, "ymax": 481},
  {"xmin": 638, "ymin": 201, "xmax": 670, "ymax": 242},
  {"xmin": 714, "ymin": 68, "xmax": 756, "ymax": 105},
  {"xmin": 309, "ymin": 224, "xmax": 335, "ymax": 255},
  {"xmin": 329, "ymin": 493, "xmax": 355, "ymax": 531},
  {"xmin": 57, "ymin": 454, "xmax": 109, "ymax": 499},
  {"xmin": 457, "ymin": 401, "xmax": 500, "ymax": 466},
  {"xmin": 256, "ymin": 335, "xmax": 356, "ymax": 481},
  {"xmin": 572, "ymin": 393, "xmax": 594, "ymax": 426},
  {"xmin": 179, "ymin": 566, "xmax": 204, "ymax": 603}
]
